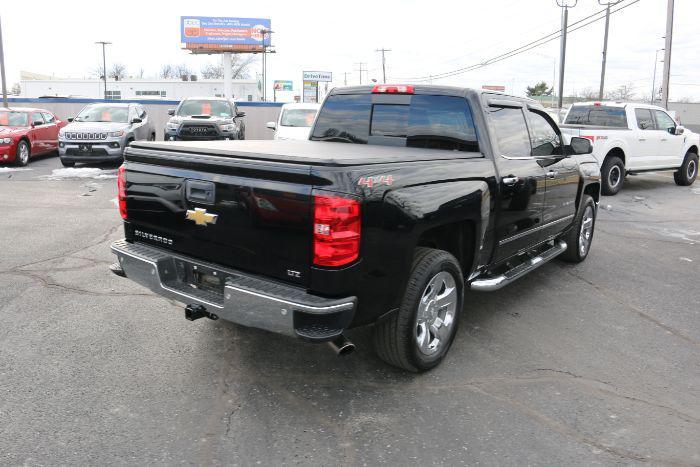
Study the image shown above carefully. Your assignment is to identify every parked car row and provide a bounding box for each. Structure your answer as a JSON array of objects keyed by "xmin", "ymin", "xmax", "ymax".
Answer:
[{"xmin": 0, "ymin": 107, "xmax": 67, "ymax": 166}]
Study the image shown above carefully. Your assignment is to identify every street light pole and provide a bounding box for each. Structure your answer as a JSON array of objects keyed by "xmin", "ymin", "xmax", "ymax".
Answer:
[
  {"xmin": 556, "ymin": 0, "xmax": 577, "ymax": 111},
  {"xmin": 651, "ymin": 48, "xmax": 664, "ymax": 104},
  {"xmin": 95, "ymin": 41, "xmax": 111, "ymax": 100},
  {"xmin": 258, "ymin": 28, "xmax": 273, "ymax": 102},
  {"xmin": 661, "ymin": 0, "xmax": 674, "ymax": 108},
  {"xmin": 598, "ymin": 1, "xmax": 621, "ymax": 100},
  {"xmin": 0, "ymin": 17, "xmax": 8, "ymax": 108}
]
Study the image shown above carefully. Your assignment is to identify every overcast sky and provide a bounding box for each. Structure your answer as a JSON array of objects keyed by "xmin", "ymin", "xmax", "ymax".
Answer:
[{"xmin": 2, "ymin": 0, "xmax": 699, "ymax": 101}]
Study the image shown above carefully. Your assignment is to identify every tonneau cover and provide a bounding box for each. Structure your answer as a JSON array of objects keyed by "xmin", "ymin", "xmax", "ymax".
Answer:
[{"xmin": 128, "ymin": 139, "xmax": 482, "ymax": 167}]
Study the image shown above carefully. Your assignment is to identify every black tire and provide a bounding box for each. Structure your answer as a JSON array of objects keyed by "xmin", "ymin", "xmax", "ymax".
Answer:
[
  {"xmin": 14, "ymin": 140, "xmax": 30, "ymax": 167},
  {"xmin": 148, "ymin": 133, "xmax": 156, "ymax": 141},
  {"xmin": 601, "ymin": 155, "xmax": 625, "ymax": 196},
  {"xmin": 60, "ymin": 159, "xmax": 75, "ymax": 168},
  {"xmin": 373, "ymin": 247, "xmax": 463, "ymax": 372},
  {"xmin": 673, "ymin": 151, "xmax": 698, "ymax": 186},
  {"xmin": 560, "ymin": 195, "xmax": 596, "ymax": 263}
]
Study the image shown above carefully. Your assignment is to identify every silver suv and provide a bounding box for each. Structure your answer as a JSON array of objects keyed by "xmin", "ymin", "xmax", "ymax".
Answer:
[{"xmin": 58, "ymin": 103, "xmax": 155, "ymax": 167}]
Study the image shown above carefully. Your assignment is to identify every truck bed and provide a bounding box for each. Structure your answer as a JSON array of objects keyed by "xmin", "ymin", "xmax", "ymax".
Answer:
[{"xmin": 129, "ymin": 139, "xmax": 482, "ymax": 167}]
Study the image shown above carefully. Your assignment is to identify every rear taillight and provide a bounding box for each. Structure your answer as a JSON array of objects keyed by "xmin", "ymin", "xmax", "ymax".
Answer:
[
  {"xmin": 371, "ymin": 84, "xmax": 414, "ymax": 94},
  {"xmin": 313, "ymin": 194, "xmax": 361, "ymax": 267},
  {"xmin": 117, "ymin": 164, "xmax": 127, "ymax": 220}
]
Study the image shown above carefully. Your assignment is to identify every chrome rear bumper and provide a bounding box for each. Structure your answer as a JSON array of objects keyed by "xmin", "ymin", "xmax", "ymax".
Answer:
[{"xmin": 111, "ymin": 239, "xmax": 356, "ymax": 341}]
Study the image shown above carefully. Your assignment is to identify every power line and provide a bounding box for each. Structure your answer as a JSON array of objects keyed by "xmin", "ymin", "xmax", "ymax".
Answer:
[{"xmin": 393, "ymin": 0, "xmax": 640, "ymax": 83}]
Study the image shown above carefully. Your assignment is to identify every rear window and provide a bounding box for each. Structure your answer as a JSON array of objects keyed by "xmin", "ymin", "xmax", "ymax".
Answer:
[
  {"xmin": 311, "ymin": 94, "xmax": 479, "ymax": 152},
  {"xmin": 564, "ymin": 105, "xmax": 627, "ymax": 127},
  {"xmin": 280, "ymin": 109, "xmax": 318, "ymax": 127}
]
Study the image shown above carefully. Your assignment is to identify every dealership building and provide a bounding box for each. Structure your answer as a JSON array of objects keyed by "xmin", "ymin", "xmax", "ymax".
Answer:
[{"xmin": 19, "ymin": 77, "xmax": 262, "ymax": 101}]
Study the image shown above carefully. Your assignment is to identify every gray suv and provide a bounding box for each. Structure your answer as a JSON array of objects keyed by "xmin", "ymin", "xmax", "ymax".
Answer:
[
  {"xmin": 164, "ymin": 97, "xmax": 245, "ymax": 141},
  {"xmin": 58, "ymin": 103, "xmax": 155, "ymax": 167}
]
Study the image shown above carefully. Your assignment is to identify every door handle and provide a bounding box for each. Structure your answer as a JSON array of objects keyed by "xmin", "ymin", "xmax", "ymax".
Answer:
[
  {"xmin": 546, "ymin": 170, "xmax": 558, "ymax": 179},
  {"xmin": 502, "ymin": 176, "xmax": 519, "ymax": 186},
  {"xmin": 661, "ymin": 138, "xmax": 668, "ymax": 142},
  {"xmin": 638, "ymin": 138, "xmax": 646, "ymax": 142}
]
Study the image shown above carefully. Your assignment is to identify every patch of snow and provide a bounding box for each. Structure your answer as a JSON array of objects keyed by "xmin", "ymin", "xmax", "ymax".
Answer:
[
  {"xmin": 0, "ymin": 167, "xmax": 32, "ymax": 173},
  {"xmin": 679, "ymin": 257, "xmax": 693, "ymax": 262},
  {"xmin": 42, "ymin": 168, "xmax": 117, "ymax": 180}
]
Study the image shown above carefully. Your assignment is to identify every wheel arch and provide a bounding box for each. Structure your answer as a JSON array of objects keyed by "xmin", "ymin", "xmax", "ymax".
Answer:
[
  {"xmin": 416, "ymin": 220, "xmax": 476, "ymax": 279},
  {"xmin": 687, "ymin": 144, "xmax": 698, "ymax": 156},
  {"xmin": 604, "ymin": 146, "xmax": 626, "ymax": 166}
]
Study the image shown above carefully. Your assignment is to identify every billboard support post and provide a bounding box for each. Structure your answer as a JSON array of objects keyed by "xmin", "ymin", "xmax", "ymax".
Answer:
[{"xmin": 223, "ymin": 52, "xmax": 232, "ymax": 98}]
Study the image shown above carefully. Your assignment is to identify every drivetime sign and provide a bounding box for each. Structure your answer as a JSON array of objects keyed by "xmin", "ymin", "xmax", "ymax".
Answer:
[{"xmin": 303, "ymin": 71, "xmax": 332, "ymax": 82}]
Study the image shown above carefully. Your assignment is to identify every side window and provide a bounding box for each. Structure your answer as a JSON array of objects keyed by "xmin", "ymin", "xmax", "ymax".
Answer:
[
  {"xmin": 31, "ymin": 112, "xmax": 44, "ymax": 125},
  {"xmin": 527, "ymin": 110, "xmax": 562, "ymax": 157},
  {"xmin": 41, "ymin": 112, "xmax": 55, "ymax": 124},
  {"xmin": 490, "ymin": 107, "xmax": 531, "ymax": 158},
  {"xmin": 635, "ymin": 108, "xmax": 654, "ymax": 130},
  {"xmin": 653, "ymin": 110, "xmax": 676, "ymax": 132}
]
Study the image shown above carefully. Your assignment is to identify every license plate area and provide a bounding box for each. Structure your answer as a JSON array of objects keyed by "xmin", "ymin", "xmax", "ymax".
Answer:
[
  {"xmin": 176, "ymin": 260, "xmax": 224, "ymax": 296},
  {"xmin": 79, "ymin": 144, "xmax": 92, "ymax": 152}
]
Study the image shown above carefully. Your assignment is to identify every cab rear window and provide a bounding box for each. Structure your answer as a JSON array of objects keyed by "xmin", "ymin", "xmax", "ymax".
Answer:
[
  {"xmin": 564, "ymin": 105, "xmax": 627, "ymax": 127},
  {"xmin": 311, "ymin": 94, "xmax": 479, "ymax": 152}
]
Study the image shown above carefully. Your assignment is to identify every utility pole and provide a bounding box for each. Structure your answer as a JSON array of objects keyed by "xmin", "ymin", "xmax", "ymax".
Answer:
[
  {"xmin": 556, "ymin": 0, "xmax": 577, "ymax": 110},
  {"xmin": 355, "ymin": 62, "xmax": 366, "ymax": 85},
  {"xmin": 95, "ymin": 41, "xmax": 111, "ymax": 100},
  {"xmin": 651, "ymin": 47, "xmax": 664, "ymax": 104},
  {"xmin": 661, "ymin": 0, "xmax": 674, "ymax": 108},
  {"xmin": 375, "ymin": 48, "xmax": 391, "ymax": 83},
  {"xmin": 343, "ymin": 72, "xmax": 348, "ymax": 86},
  {"xmin": 0, "ymin": 17, "xmax": 8, "ymax": 108},
  {"xmin": 598, "ymin": 1, "xmax": 620, "ymax": 100}
]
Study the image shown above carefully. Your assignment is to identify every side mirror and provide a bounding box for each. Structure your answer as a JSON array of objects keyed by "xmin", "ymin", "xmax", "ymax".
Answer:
[
  {"xmin": 674, "ymin": 125, "xmax": 685, "ymax": 135},
  {"xmin": 569, "ymin": 136, "xmax": 593, "ymax": 155},
  {"xmin": 32, "ymin": 120, "xmax": 43, "ymax": 126},
  {"xmin": 131, "ymin": 117, "xmax": 143, "ymax": 124},
  {"xmin": 167, "ymin": 109, "xmax": 175, "ymax": 116},
  {"xmin": 67, "ymin": 117, "xmax": 74, "ymax": 122},
  {"xmin": 236, "ymin": 111, "xmax": 246, "ymax": 117},
  {"xmin": 266, "ymin": 121, "xmax": 277, "ymax": 130}
]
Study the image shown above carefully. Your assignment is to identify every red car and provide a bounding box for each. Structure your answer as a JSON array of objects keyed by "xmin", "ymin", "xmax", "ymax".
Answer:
[{"xmin": 0, "ymin": 107, "xmax": 67, "ymax": 166}]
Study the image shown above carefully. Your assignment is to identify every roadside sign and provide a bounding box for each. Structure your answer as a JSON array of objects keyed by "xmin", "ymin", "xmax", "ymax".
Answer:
[
  {"xmin": 180, "ymin": 17, "xmax": 271, "ymax": 47},
  {"xmin": 303, "ymin": 81, "xmax": 319, "ymax": 103},
  {"xmin": 303, "ymin": 71, "xmax": 333, "ymax": 82},
  {"xmin": 273, "ymin": 80, "xmax": 293, "ymax": 91}
]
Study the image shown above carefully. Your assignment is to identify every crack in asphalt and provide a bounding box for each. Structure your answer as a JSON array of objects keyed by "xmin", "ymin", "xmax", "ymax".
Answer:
[
  {"xmin": 561, "ymin": 267, "xmax": 700, "ymax": 349},
  {"xmin": 3, "ymin": 270, "xmax": 154, "ymax": 298}
]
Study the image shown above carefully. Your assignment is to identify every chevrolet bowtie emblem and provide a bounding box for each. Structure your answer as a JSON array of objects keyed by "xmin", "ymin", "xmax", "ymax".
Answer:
[{"xmin": 185, "ymin": 208, "xmax": 218, "ymax": 226}]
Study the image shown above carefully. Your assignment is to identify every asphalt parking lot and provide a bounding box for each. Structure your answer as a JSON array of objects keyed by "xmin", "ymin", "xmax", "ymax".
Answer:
[{"xmin": 1, "ymin": 154, "xmax": 699, "ymax": 466}]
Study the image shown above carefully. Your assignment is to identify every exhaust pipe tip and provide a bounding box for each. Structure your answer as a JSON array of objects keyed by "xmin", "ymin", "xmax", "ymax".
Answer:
[{"xmin": 327, "ymin": 335, "xmax": 355, "ymax": 356}]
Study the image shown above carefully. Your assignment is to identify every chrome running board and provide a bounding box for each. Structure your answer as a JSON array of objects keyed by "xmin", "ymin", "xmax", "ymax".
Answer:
[{"xmin": 470, "ymin": 240, "xmax": 567, "ymax": 292}]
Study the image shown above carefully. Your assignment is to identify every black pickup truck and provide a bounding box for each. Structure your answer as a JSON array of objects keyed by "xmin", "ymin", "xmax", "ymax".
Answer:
[{"xmin": 111, "ymin": 85, "xmax": 601, "ymax": 372}]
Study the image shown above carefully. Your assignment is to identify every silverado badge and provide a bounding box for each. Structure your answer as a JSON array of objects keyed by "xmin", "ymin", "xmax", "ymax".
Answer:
[{"xmin": 185, "ymin": 208, "xmax": 218, "ymax": 226}]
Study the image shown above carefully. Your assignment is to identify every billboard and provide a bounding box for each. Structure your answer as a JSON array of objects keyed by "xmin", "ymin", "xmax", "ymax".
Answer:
[
  {"xmin": 181, "ymin": 17, "xmax": 271, "ymax": 46},
  {"xmin": 303, "ymin": 71, "xmax": 332, "ymax": 82},
  {"xmin": 274, "ymin": 80, "xmax": 293, "ymax": 91}
]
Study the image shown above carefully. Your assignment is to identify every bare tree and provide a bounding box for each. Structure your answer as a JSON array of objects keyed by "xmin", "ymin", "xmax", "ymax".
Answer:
[
  {"xmin": 10, "ymin": 83, "xmax": 21, "ymax": 96},
  {"xmin": 137, "ymin": 67, "xmax": 145, "ymax": 79},
  {"xmin": 174, "ymin": 64, "xmax": 192, "ymax": 80},
  {"xmin": 200, "ymin": 55, "xmax": 257, "ymax": 80},
  {"xmin": 160, "ymin": 64, "xmax": 175, "ymax": 79},
  {"xmin": 109, "ymin": 63, "xmax": 127, "ymax": 81},
  {"xmin": 605, "ymin": 83, "xmax": 635, "ymax": 101},
  {"xmin": 201, "ymin": 63, "xmax": 224, "ymax": 79}
]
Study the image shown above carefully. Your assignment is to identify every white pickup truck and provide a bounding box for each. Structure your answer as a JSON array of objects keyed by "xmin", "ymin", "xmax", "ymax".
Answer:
[{"xmin": 561, "ymin": 102, "xmax": 699, "ymax": 195}]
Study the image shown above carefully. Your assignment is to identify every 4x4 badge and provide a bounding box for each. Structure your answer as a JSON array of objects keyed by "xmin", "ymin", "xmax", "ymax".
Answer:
[{"xmin": 186, "ymin": 208, "xmax": 218, "ymax": 226}]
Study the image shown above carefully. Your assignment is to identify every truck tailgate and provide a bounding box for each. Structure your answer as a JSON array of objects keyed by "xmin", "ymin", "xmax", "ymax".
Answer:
[{"xmin": 123, "ymin": 147, "xmax": 316, "ymax": 286}]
